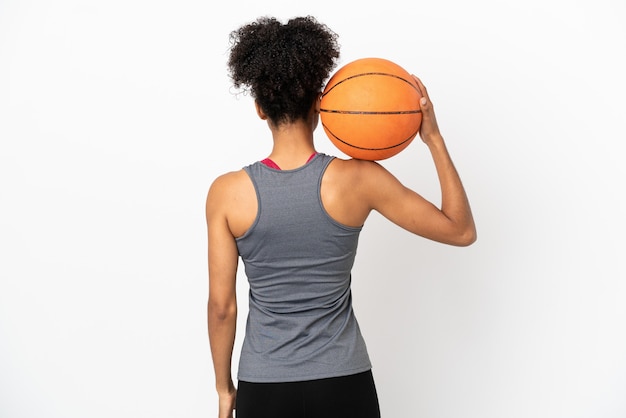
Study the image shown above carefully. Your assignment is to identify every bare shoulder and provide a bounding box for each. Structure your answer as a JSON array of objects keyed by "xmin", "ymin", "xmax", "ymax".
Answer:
[
  {"xmin": 212, "ymin": 168, "xmax": 248, "ymax": 185},
  {"xmin": 206, "ymin": 169, "xmax": 257, "ymax": 237},
  {"xmin": 328, "ymin": 156, "xmax": 379, "ymax": 170},
  {"xmin": 321, "ymin": 157, "xmax": 401, "ymax": 226},
  {"xmin": 326, "ymin": 157, "xmax": 403, "ymax": 194},
  {"xmin": 207, "ymin": 169, "xmax": 251, "ymax": 201},
  {"xmin": 327, "ymin": 157, "xmax": 387, "ymax": 182}
]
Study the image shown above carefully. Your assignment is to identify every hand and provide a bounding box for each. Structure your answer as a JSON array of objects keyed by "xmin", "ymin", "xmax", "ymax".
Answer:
[
  {"xmin": 218, "ymin": 388, "xmax": 236, "ymax": 418},
  {"xmin": 412, "ymin": 75, "xmax": 442, "ymax": 145}
]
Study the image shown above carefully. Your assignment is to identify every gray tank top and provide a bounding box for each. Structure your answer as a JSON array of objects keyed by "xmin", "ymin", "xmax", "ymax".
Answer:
[{"xmin": 235, "ymin": 153, "xmax": 372, "ymax": 383}]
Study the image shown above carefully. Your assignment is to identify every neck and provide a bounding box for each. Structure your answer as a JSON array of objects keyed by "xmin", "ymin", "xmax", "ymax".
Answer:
[{"xmin": 266, "ymin": 119, "xmax": 317, "ymax": 170}]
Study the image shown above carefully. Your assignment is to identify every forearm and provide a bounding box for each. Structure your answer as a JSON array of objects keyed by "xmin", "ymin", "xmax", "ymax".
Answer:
[
  {"xmin": 207, "ymin": 301, "xmax": 237, "ymax": 394},
  {"xmin": 426, "ymin": 134, "xmax": 476, "ymax": 244}
]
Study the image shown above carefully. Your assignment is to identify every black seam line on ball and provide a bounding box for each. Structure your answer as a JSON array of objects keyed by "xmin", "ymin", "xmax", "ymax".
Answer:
[
  {"xmin": 321, "ymin": 72, "xmax": 421, "ymax": 97},
  {"xmin": 322, "ymin": 125, "xmax": 418, "ymax": 151},
  {"xmin": 320, "ymin": 109, "xmax": 421, "ymax": 114}
]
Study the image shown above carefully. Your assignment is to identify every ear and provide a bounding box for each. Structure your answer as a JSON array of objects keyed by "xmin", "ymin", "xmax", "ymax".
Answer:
[{"xmin": 255, "ymin": 101, "xmax": 268, "ymax": 120}]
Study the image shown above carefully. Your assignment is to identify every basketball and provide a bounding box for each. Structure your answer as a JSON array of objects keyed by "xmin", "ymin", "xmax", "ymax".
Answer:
[{"xmin": 320, "ymin": 57, "xmax": 422, "ymax": 160}]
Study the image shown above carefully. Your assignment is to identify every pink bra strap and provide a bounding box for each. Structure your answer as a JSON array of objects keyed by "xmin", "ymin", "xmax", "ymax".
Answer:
[
  {"xmin": 260, "ymin": 153, "xmax": 318, "ymax": 170},
  {"xmin": 260, "ymin": 158, "xmax": 281, "ymax": 170}
]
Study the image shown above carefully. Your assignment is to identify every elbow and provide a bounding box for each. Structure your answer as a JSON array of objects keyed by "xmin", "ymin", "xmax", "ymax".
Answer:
[
  {"xmin": 208, "ymin": 298, "xmax": 237, "ymax": 322},
  {"xmin": 453, "ymin": 225, "xmax": 477, "ymax": 247}
]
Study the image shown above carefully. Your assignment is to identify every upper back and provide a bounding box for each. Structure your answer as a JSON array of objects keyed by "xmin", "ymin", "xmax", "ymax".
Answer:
[
  {"xmin": 237, "ymin": 153, "xmax": 363, "ymax": 240},
  {"xmin": 222, "ymin": 155, "xmax": 377, "ymax": 240}
]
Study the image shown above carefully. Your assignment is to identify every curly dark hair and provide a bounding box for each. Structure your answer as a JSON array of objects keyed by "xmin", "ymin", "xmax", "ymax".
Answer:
[{"xmin": 227, "ymin": 16, "xmax": 340, "ymax": 125}]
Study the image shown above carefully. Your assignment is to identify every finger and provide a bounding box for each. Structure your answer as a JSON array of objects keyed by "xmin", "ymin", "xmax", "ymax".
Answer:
[
  {"xmin": 411, "ymin": 74, "xmax": 429, "ymax": 100},
  {"xmin": 411, "ymin": 76, "xmax": 433, "ymax": 114}
]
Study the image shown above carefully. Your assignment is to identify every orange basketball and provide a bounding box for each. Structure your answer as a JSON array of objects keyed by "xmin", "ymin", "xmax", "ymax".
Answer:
[{"xmin": 320, "ymin": 58, "xmax": 422, "ymax": 160}]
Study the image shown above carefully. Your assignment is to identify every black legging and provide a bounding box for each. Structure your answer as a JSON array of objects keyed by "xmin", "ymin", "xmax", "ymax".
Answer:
[{"xmin": 236, "ymin": 370, "xmax": 381, "ymax": 418}]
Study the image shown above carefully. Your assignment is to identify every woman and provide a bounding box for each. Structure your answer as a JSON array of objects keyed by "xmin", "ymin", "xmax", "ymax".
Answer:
[{"xmin": 206, "ymin": 16, "xmax": 476, "ymax": 418}]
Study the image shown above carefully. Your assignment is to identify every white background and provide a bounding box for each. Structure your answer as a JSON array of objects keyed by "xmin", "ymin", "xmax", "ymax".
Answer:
[{"xmin": 1, "ymin": 0, "xmax": 625, "ymax": 417}]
